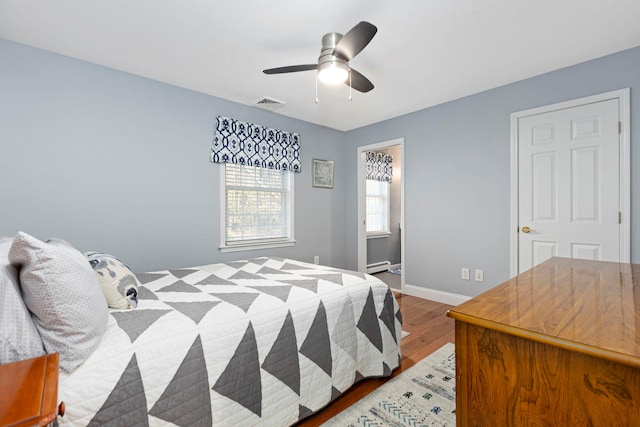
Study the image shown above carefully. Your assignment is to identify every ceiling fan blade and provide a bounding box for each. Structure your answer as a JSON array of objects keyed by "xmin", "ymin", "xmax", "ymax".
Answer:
[
  {"xmin": 333, "ymin": 21, "xmax": 377, "ymax": 61},
  {"xmin": 263, "ymin": 64, "xmax": 318, "ymax": 74},
  {"xmin": 346, "ymin": 68, "xmax": 374, "ymax": 93}
]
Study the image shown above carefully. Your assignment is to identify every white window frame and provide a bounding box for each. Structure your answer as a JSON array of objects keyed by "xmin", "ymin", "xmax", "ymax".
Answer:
[
  {"xmin": 365, "ymin": 179, "xmax": 391, "ymax": 238},
  {"xmin": 219, "ymin": 164, "xmax": 295, "ymax": 253}
]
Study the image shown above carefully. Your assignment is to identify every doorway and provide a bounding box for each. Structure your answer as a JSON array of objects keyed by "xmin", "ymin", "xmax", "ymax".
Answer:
[
  {"xmin": 357, "ymin": 138, "xmax": 405, "ymax": 290},
  {"xmin": 510, "ymin": 89, "xmax": 630, "ymax": 275}
]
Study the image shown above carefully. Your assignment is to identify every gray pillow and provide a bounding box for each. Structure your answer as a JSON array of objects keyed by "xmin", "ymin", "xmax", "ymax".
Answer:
[
  {"xmin": 9, "ymin": 232, "xmax": 109, "ymax": 372},
  {"xmin": 0, "ymin": 238, "xmax": 46, "ymax": 364},
  {"xmin": 45, "ymin": 237, "xmax": 76, "ymax": 248}
]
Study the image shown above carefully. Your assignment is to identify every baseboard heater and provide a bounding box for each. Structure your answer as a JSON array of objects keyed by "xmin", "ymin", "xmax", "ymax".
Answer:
[{"xmin": 366, "ymin": 260, "xmax": 391, "ymax": 274}]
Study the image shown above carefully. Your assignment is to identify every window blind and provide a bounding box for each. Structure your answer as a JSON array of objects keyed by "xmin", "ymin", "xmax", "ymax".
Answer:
[
  {"xmin": 366, "ymin": 179, "xmax": 389, "ymax": 233},
  {"xmin": 224, "ymin": 164, "xmax": 291, "ymax": 245}
]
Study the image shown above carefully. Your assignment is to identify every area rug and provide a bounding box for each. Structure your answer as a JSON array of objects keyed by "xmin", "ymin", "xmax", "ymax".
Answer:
[
  {"xmin": 401, "ymin": 330, "xmax": 410, "ymax": 339},
  {"xmin": 322, "ymin": 343, "xmax": 456, "ymax": 426}
]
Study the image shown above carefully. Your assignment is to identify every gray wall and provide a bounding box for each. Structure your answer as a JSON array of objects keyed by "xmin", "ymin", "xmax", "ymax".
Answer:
[
  {"xmin": 0, "ymin": 39, "xmax": 346, "ymax": 272},
  {"xmin": 344, "ymin": 45, "xmax": 640, "ymax": 297},
  {"xmin": 3, "ymin": 37, "xmax": 639, "ymax": 297},
  {"xmin": 366, "ymin": 145, "xmax": 401, "ymax": 266}
]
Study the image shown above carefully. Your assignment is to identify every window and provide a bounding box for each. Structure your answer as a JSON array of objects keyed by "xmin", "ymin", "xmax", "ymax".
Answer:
[
  {"xmin": 220, "ymin": 163, "xmax": 294, "ymax": 252},
  {"xmin": 366, "ymin": 179, "xmax": 390, "ymax": 235}
]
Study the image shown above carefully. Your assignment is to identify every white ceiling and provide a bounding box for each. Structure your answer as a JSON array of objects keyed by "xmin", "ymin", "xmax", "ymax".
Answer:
[{"xmin": 2, "ymin": 0, "xmax": 640, "ymax": 131}]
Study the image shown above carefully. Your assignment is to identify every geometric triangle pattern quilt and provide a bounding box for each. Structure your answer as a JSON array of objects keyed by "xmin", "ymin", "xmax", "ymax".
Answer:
[{"xmin": 58, "ymin": 257, "xmax": 402, "ymax": 426}]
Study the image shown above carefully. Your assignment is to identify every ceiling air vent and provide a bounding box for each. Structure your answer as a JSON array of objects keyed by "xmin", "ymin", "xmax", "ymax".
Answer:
[{"xmin": 253, "ymin": 96, "xmax": 285, "ymax": 111}]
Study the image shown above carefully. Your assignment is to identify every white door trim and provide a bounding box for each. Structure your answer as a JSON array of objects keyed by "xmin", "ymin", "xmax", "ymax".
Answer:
[
  {"xmin": 510, "ymin": 88, "xmax": 631, "ymax": 276},
  {"xmin": 357, "ymin": 138, "xmax": 405, "ymax": 290}
]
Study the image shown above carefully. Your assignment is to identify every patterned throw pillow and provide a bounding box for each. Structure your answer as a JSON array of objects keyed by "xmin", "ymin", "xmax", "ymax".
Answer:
[
  {"xmin": 9, "ymin": 232, "xmax": 108, "ymax": 373},
  {"xmin": 0, "ymin": 237, "xmax": 46, "ymax": 364},
  {"xmin": 85, "ymin": 252, "xmax": 139, "ymax": 309}
]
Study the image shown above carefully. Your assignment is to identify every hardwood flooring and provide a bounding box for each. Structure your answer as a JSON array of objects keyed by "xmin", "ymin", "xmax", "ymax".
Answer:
[{"xmin": 297, "ymin": 293, "xmax": 455, "ymax": 426}]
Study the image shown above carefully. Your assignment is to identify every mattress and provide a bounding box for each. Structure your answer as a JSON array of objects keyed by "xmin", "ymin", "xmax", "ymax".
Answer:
[{"xmin": 58, "ymin": 257, "xmax": 402, "ymax": 426}]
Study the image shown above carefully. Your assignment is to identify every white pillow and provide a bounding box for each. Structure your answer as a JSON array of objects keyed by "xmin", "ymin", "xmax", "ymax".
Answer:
[
  {"xmin": 9, "ymin": 232, "xmax": 109, "ymax": 372},
  {"xmin": 0, "ymin": 238, "xmax": 46, "ymax": 364},
  {"xmin": 85, "ymin": 252, "xmax": 139, "ymax": 309},
  {"xmin": 0, "ymin": 238, "xmax": 11, "ymax": 250}
]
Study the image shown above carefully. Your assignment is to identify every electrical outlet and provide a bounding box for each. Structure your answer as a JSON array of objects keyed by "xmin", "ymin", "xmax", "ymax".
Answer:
[
  {"xmin": 475, "ymin": 269, "xmax": 484, "ymax": 282},
  {"xmin": 461, "ymin": 268, "xmax": 470, "ymax": 280},
  {"xmin": 314, "ymin": 256, "xmax": 319, "ymax": 265}
]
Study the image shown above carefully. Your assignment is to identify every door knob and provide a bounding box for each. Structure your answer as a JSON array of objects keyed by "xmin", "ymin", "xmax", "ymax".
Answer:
[{"xmin": 521, "ymin": 226, "xmax": 536, "ymax": 234}]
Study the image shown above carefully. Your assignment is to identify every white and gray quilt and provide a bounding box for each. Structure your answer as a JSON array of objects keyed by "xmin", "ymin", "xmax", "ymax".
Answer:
[{"xmin": 59, "ymin": 257, "xmax": 402, "ymax": 426}]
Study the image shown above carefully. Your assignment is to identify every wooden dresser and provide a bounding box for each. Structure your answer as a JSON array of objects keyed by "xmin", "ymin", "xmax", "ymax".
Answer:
[
  {"xmin": 447, "ymin": 257, "xmax": 640, "ymax": 426},
  {"xmin": 0, "ymin": 353, "xmax": 64, "ymax": 427}
]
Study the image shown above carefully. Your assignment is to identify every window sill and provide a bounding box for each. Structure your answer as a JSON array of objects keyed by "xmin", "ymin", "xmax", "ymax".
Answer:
[
  {"xmin": 367, "ymin": 232, "xmax": 391, "ymax": 240},
  {"xmin": 219, "ymin": 240, "xmax": 296, "ymax": 253}
]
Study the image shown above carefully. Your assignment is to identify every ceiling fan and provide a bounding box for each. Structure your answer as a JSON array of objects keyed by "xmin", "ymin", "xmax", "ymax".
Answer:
[{"xmin": 263, "ymin": 21, "xmax": 377, "ymax": 93}]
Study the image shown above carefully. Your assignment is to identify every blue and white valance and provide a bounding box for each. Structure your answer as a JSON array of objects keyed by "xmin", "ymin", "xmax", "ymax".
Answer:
[
  {"xmin": 211, "ymin": 116, "xmax": 301, "ymax": 172},
  {"xmin": 365, "ymin": 151, "xmax": 393, "ymax": 182}
]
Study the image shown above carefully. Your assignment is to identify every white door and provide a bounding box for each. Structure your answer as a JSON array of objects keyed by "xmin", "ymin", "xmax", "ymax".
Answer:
[{"xmin": 518, "ymin": 98, "xmax": 620, "ymax": 272}]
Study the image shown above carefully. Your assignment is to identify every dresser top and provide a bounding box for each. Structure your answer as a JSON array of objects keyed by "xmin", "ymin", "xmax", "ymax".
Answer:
[{"xmin": 448, "ymin": 257, "xmax": 640, "ymax": 367}]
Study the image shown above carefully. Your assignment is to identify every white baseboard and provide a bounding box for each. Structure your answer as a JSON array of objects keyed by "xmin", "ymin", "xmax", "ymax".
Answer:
[
  {"xmin": 402, "ymin": 283, "xmax": 471, "ymax": 306},
  {"xmin": 389, "ymin": 263, "xmax": 401, "ymax": 270}
]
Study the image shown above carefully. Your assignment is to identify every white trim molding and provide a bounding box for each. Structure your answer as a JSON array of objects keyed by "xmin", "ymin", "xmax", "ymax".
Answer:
[
  {"xmin": 402, "ymin": 283, "xmax": 470, "ymax": 306},
  {"xmin": 367, "ymin": 231, "xmax": 391, "ymax": 239},
  {"xmin": 357, "ymin": 138, "xmax": 405, "ymax": 291},
  {"xmin": 509, "ymin": 88, "xmax": 631, "ymax": 276},
  {"xmin": 219, "ymin": 240, "xmax": 296, "ymax": 253}
]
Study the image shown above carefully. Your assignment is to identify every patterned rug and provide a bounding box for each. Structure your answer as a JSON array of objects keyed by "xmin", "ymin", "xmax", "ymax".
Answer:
[{"xmin": 322, "ymin": 343, "xmax": 456, "ymax": 426}]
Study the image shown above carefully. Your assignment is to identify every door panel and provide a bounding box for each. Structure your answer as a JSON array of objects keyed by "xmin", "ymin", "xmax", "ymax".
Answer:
[
  {"xmin": 571, "ymin": 146, "xmax": 599, "ymax": 222},
  {"xmin": 532, "ymin": 152, "xmax": 556, "ymax": 221},
  {"xmin": 533, "ymin": 241, "xmax": 557, "ymax": 266},
  {"xmin": 571, "ymin": 243, "xmax": 600, "ymax": 260},
  {"xmin": 518, "ymin": 99, "xmax": 619, "ymax": 272}
]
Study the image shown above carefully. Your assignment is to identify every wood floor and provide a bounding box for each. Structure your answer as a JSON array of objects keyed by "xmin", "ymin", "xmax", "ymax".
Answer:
[{"xmin": 297, "ymin": 293, "xmax": 455, "ymax": 426}]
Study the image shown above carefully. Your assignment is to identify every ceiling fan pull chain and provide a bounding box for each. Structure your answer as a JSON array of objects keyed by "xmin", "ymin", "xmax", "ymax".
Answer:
[
  {"xmin": 315, "ymin": 73, "xmax": 319, "ymax": 104},
  {"xmin": 349, "ymin": 68, "xmax": 353, "ymax": 101}
]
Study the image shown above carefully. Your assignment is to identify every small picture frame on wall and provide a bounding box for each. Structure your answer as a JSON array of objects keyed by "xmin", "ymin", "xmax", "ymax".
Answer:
[{"xmin": 312, "ymin": 159, "xmax": 334, "ymax": 188}]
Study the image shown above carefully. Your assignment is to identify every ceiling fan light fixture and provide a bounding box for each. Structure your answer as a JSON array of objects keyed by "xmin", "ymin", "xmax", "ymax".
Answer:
[
  {"xmin": 318, "ymin": 61, "xmax": 348, "ymax": 84},
  {"xmin": 263, "ymin": 22, "xmax": 376, "ymax": 93}
]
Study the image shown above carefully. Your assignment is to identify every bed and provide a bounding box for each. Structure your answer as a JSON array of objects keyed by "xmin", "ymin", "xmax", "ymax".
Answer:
[
  {"xmin": 2, "ymin": 233, "xmax": 402, "ymax": 426},
  {"xmin": 55, "ymin": 256, "xmax": 402, "ymax": 426}
]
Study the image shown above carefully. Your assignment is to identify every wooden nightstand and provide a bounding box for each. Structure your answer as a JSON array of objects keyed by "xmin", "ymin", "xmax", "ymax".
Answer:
[{"xmin": 0, "ymin": 353, "xmax": 64, "ymax": 427}]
